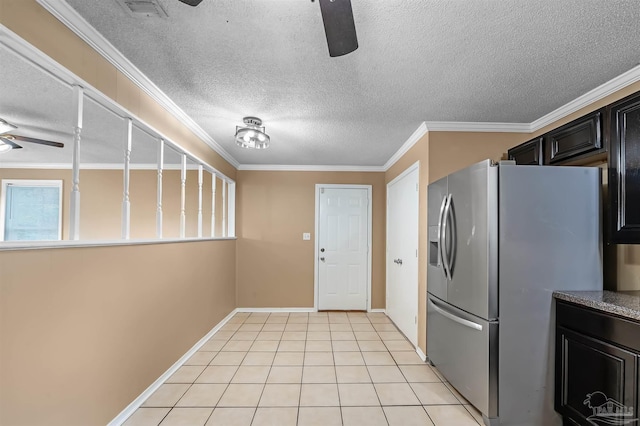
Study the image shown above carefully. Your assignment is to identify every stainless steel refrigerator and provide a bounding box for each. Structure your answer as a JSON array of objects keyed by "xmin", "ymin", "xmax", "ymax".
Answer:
[{"xmin": 427, "ymin": 159, "xmax": 602, "ymax": 426}]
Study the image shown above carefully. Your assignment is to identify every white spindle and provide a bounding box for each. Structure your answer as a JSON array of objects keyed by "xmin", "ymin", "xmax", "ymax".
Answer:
[
  {"xmin": 197, "ymin": 165, "xmax": 203, "ymax": 238},
  {"xmin": 69, "ymin": 85, "xmax": 83, "ymax": 241},
  {"xmin": 122, "ymin": 118, "xmax": 132, "ymax": 240},
  {"xmin": 180, "ymin": 154, "xmax": 186, "ymax": 238},
  {"xmin": 227, "ymin": 181, "xmax": 236, "ymax": 237},
  {"xmin": 156, "ymin": 139, "xmax": 164, "ymax": 239},
  {"xmin": 211, "ymin": 174, "xmax": 216, "ymax": 237},
  {"xmin": 222, "ymin": 179, "xmax": 227, "ymax": 237}
]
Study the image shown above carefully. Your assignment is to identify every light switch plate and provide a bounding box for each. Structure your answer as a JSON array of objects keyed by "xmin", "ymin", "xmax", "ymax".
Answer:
[{"xmin": 303, "ymin": 233, "xmax": 311, "ymax": 240}]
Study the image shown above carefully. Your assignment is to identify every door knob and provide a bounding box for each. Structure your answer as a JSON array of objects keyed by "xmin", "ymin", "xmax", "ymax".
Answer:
[
  {"xmin": 320, "ymin": 248, "xmax": 325, "ymax": 252},
  {"xmin": 320, "ymin": 257, "xmax": 325, "ymax": 262},
  {"xmin": 394, "ymin": 258, "xmax": 403, "ymax": 265}
]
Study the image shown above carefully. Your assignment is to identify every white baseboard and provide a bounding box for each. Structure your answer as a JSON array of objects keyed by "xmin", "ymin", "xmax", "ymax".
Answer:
[
  {"xmin": 368, "ymin": 309, "xmax": 386, "ymax": 313},
  {"xmin": 416, "ymin": 346, "xmax": 427, "ymax": 362},
  {"xmin": 235, "ymin": 307, "xmax": 316, "ymax": 313},
  {"xmin": 107, "ymin": 308, "xmax": 239, "ymax": 426}
]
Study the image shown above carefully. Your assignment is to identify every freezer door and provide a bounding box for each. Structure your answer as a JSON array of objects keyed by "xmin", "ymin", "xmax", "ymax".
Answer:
[
  {"xmin": 427, "ymin": 294, "xmax": 498, "ymax": 418},
  {"xmin": 445, "ymin": 160, "xmax": 498, "ymax": 320},
  {"xmin": 427, "ymin": 176, "xmax": 448, "ymax": 302}
]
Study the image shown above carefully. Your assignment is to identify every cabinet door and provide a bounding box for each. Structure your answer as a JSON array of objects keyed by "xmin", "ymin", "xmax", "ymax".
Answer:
[
  {"xmin": 555, "ymin": 326, "xmax": 637, "ymax": 424},
  {"xmin": 545, "ymin": 110, "xmax": 603, "ymax": 164},
  {"xmin": 507, "ymin": 137, "xmax": 543, "ymax": 165},
  {"xmin": 610, "ymin": 93, "xmax": 640, "ymax": 243}
]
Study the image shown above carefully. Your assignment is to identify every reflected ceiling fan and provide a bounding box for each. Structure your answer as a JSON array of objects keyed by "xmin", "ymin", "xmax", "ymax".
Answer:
[
  {"xmin": 0, "ymin": 118, "xmax": 65, "ymax": 154},
  {"xmin": 176, "ymin": 0, "xmax": 358, "ymax": 57}
]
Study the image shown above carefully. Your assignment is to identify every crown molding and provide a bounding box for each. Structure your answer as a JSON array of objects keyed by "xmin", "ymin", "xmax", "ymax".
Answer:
[
  {"xmin": 424, "ymin": 121, "xmax": 531, "ymax": 133},
  {"xmin": 36, "ymin": 0, "xmax": 240, "ymax": 169},
  {"xmin": 237, "ymin": 164, "xmax": 385, "ymax": 172},
  {"xmin": 382, "ymin": 122, "xmax": 428, "ymax": 171},
  {"xmin": 530, "ymin": 64, "xmax": 640, "ymax": 132}
]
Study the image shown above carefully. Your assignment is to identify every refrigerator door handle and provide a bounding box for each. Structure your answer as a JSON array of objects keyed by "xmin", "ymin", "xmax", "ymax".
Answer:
[
  {"xmin": 441, "ymin": 195, "xmax": 452, "ymax": 280},
  {"xmin": 428, "ymin": 297, "xmax": 483, "ymax": 331},
  {"xmin": 445, "ymin": 195, "xmax": 456, "ymax": 277},
  {"xmin": 437, "ymin": 196, "xmax": 449, "ymax": 280}
]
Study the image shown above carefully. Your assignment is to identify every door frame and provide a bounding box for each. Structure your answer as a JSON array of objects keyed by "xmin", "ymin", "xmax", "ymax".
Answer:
[
  {"xmin": 314, "ymin": 184, "xmax": 373, "ymax": 312},
  {"xmin": 386, "ymin": 161, "xmax": 420, "ymax": 345}
]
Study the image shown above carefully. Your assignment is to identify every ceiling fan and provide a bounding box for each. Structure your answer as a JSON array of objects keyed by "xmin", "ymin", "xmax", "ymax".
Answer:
[
  {"xmin": 0, "ymin": 118, "xmax": 65, "ymax": 154},
  {"xmin": 176, "ymin": 0, "xmax": 358, "ymax": 57}
]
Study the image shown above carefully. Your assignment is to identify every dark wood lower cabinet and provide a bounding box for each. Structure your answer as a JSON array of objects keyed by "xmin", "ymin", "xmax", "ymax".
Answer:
[{"xmin": 555, "ymin": 301, "xmax": 639, "ymax": 425}]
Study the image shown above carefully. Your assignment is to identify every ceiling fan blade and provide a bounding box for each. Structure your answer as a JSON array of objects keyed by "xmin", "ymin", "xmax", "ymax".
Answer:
[
  {"xmin": 319, "ymin": 0, "xmax": 358, "ymax": 57},
  {"xmin": 7, "ymin": 135, "xmax": 64, "ymax": 148},
  {"xmin": 0, "ymin": 117, "xmax": 18, "ymax": 134},
  {"xmin": 0, "ymin": 137, "xmax": 23, "ymax": 150},
  {"xmin": 177, "ymin": 0, "xmax": 204, "ymax": 6}
]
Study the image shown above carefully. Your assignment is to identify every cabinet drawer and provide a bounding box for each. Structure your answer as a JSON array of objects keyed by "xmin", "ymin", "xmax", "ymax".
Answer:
[
  {"xmin": 508, "ymin": 137, "xmax": 543, "ymax": 165},
  {"xmin": 545, "ymin": 110, "xmax": 603, "ymax": 164},
  {"xmin": 556, "ymin": 301, "xmax": 640, "ymax": 352},
  {"xmin": 427, "ymin": 295, "xmax": 497, "ymax": 417}
]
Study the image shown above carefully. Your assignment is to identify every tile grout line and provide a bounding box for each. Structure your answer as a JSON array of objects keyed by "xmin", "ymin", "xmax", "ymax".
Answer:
[
  {"xmin": 209, "ymin": 312, "xmax": 252, "ymax": 425},
  {"xmin": 132, "ymin": 311, "xmax": 478, "ymax": 426},
  {"xmin": 246, "ymin": 312, "xmax": 274, "ymax": 424},
  {"xmin": 295, "ymin": 312, "xmax": 309, "ymax": 426},
  {"xmin": 158, "ymin": 314, "xmax": 250, "ymax": 425},
  {"xmin": 372, "ymin": 316, "xmax": 395, "ymax": 426},
  {"xmin": 330, "ymin": 318, "xmax": 344, "ymax": 426}
]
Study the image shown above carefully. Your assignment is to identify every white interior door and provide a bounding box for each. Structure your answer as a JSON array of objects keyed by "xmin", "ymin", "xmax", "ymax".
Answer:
[
  {"xmin": 386, "ymin": 165, "xmax": 419, "ymax": 345},
  {"xmin": 317, "ymin": 187, "xmax": 369, "ymax": 310}
]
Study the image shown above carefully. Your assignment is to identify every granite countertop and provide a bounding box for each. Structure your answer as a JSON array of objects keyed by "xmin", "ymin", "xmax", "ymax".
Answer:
[{"xmin": 553, "ymin": 290, "xmax": 640, "ymax": 321}]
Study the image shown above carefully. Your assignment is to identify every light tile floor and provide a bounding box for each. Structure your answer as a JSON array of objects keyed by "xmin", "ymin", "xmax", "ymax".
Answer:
[{"xmin": 123, "ymin": 312, "xmax": 483, "ymax": 426}]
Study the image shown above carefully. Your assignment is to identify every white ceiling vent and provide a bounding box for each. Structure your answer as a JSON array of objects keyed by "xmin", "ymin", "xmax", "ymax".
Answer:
[{"xmin": 116, "ymin": 0, "xmax": 168, "ymax": 18}]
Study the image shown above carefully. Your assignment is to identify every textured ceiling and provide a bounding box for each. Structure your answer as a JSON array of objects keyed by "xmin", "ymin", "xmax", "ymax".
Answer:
[{"xmin": 7, "ymin": 1, "xmax": 640, "ymax": 167}]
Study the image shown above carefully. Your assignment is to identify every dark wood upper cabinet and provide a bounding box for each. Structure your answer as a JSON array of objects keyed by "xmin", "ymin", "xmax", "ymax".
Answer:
[
  {"xmin": 507, "ymin": 109, "xmax": 606, "ymax": 167},
  {"xmin": 507, "ymin": 137, "xmax": 543, "ymax": 165},
  {"xmin": 545, "ymin": 110, "xmax": 604, "ymax": 164},
  {"xmin": 609, "ymin": 92, "xmax": 640, "ymax": 243}
]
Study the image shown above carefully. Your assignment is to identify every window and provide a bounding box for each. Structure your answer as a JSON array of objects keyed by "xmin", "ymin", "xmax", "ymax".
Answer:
[{"xmin": 0, "ymin": 180, "xmax": 63, "ymax": 241}]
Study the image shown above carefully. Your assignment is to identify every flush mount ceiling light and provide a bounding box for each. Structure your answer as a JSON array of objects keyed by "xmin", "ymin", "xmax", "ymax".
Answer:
[{"xmin": 235, "ymin": 117, "xmax": 270, "ymax": 149}]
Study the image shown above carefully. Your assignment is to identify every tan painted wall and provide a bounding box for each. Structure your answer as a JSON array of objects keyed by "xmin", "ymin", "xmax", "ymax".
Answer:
[
  {"xmin": 427, "ymin": 132, "xmax": 529, "ymax": 183},
  {"xmin": 0, "ymin": 240, "xmax": 236, "ymax": 426},
  {"xmin": 236, "ymin": 170, "xmax": 386, "ymax": 309}
]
